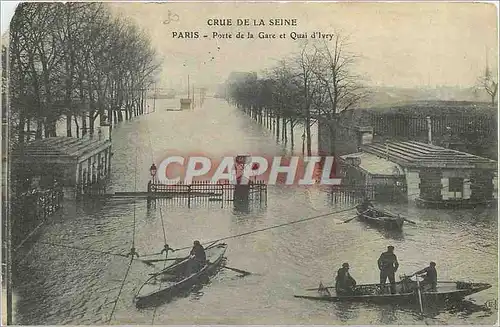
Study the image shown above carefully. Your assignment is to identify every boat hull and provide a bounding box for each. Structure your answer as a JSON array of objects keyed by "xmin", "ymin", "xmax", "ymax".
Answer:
[
  {"xmin": 135, "ymin": 243, "xmax": 227, "ymax": 308},
  {"xmin": 294, "ymin": 281, "xmax": 492, "ymax": 305},
  {"xmin": 357, "ymin": 208, "xmax": 404, "ymax": 231}
]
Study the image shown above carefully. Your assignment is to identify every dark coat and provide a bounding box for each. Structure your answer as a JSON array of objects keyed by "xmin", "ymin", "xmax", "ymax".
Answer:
[
  {"xmin": 378, "ymin": 251, "xmax": 399, "ymax": 272},
  {"xmin": 335, "ymin": 267, "xmax": 357, "ymax": 290},
  {"xmin": 416, "ymin": 266, "xmax": 437, "ymax": 283},
  {"xmin": 190, "ymin": 244, "xmax": 206, "ymax": 262}
]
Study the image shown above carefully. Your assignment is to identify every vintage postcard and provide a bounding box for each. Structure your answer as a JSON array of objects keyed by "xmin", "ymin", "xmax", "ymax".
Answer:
[{"xmin": 1, "ymin": 1, "xmax": 498, "ymax": 325}]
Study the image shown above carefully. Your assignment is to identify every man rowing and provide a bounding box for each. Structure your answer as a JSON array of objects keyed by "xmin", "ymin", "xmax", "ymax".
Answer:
[
  {"xmin": 378, "ymin": 245, "xmax": 399, "ymax": 294},
  {"xmin": 335, "ymin": 263, "xmax": 357, "ymax": 295},
  {"xmin": 357, "ymin": 198, "xmax": 374, "ymax": 216},
  {"xmin": 187, "ymin": 240, "xmax": 207, "ymax": 274},
  {"xmin": 412, "ymin": 261, "xmax": 438, "ymax": 291}
]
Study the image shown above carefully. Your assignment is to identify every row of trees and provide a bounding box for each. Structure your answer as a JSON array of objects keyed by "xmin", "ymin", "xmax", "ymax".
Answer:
[
  {"xmin": 8, "ymin": 2, "xmax": 161, "ymax": 147},
  {"xmin": 227, "ymin": 38, "xmax": 367, "ymax": 156}
]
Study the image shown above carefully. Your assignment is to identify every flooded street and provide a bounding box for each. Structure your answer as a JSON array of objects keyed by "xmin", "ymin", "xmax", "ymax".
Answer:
[{"xmin": 12, "ymin": 97, "xmax": 497, "ymax": 325}]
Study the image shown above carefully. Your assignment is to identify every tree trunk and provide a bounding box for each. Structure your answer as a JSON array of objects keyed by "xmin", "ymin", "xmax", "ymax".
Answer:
[
  {"xmin": 17, "ymin": 112, "xmax": 25, "ymax": 145},
  {"xmin": 36, "ymin": 119, "xmax": 43, "ymax": 140},
  {"xmin": 276, "ymin": 115, "xmax": 280, "ymax": 142},
  {"xmin": 290, "ymin": 120, "xmax": 294, "ymax": 150},
  {"xmin": 74, "ymin": 116, "xmax": 80, "ymax": 138},
  {"xmin": 117, "ymin": 109, "xmax": 123, "ymax": 122},
  {"xmin": 82, "ymin": 114, "xmax": 87, "ymax": 137},
  {"xmin": 306, "ymin": 116, "xmax": 312, "ymax": 156},
  {"xmin": 108, "ymin": 108, "xmax": 113, "ymax": 128},
  {"xmin": 283, "ymin": 118, "xmax": 287, "ymax": 144},
  {"xmin": 66, "ymin": 114, "xmax": 72, "ymax": 137},
  {"xmin": 25, "ymin": 117, "xmax": 31, "ymax": 143},
  {"xmin": 328, "ymin": 121, "xmax": 338, "ymax": 176},
  {"xmin": 89, "ymin": 110, "xmax": 95, "ymax": 136}
]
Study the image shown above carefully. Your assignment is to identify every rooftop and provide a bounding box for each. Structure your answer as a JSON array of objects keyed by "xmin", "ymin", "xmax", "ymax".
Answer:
[
  {"xmin": 340, "ymin": 152, "xmax": 404, "ymax": 177},
  {"xmin": 361, "ymin": 141, "xmax": 497, "ymax": 170},
  {"xmin": 12, "ymin": 136, "xmax": 111, "ymax": 164}
]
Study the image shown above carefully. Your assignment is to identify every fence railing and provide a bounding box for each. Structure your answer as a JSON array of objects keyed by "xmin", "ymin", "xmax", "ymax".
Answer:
[
  {"xmin": 11, "ymin": 186, "xmax": 64, "ymax": 246},
  {"xmin": 147, "ymin": 180, "xmax": 267, "ymax": 205},
  {"xmin": 330, "ymin": 184, "xmax": 375, "ymax": 205},
  {"xmin": 367, "ymin": 113, "xmax": 496, "ymax": 140}
]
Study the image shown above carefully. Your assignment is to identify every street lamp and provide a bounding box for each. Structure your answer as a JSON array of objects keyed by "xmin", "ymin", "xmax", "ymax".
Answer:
[{"xmin": 149, "ymin": 163, "xmax": 157, "ymax": 183}]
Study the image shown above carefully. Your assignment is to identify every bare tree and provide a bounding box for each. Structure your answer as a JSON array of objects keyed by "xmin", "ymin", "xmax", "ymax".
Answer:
[
  {"xmin": 477, "ymin": 65, "xmax": 498, "ymax": 105},
  {"xmin": 267, "ymin": 60, "xmax": 301, "ymax": 148},
  {"xmin": 9, "ymin": 2, "xmax": 162, "ymax": 144},
  {"xmin": 291, "ymin": 42, "xmax": 323, "ymax": 156},
  {"xmin": 312, "ymin": 36, "xmax": 368, "ymax": 156}
]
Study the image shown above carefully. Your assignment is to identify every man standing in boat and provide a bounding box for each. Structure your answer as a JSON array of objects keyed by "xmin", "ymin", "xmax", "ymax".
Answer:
[
  {"xmin": 188, "ymin": 240, "xmax": 207, "ymax": 274},
  {"xmin": 378, "ymin": 246, "xmax": 399, "ymax": 294},
  {"xmin": 335, "ymin": 263, "xmax": 357, "ymax": 295},
  {"xmin": 412, "ymin": 261, "xmax": 438, "ymax": 291}
]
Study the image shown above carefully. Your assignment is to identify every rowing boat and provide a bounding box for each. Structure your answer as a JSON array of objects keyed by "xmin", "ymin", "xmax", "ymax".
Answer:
[
  {"xmin": 357, "ymin": 207, "xmax": 404, "ymax": 231},
  {"xmin": 134, "ymin": 242, "xmax": 227, "ymax": 308},
  {"xmin": 294, "ymin": 280, "xmax": 492, "ymax": 305}
]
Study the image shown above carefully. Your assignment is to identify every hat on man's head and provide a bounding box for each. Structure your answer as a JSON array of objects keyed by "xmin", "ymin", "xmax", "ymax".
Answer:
[
  {"xmin": 342, "ymin": 262, "xmax": 349, "ymax": 268},
  {"xmin": 387, "ymin": 245, "xmax": 395, "ymax": 250}
]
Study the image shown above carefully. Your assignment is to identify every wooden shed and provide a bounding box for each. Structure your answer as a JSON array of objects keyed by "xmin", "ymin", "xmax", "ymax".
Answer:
[
  {"xmin": 11, "ymin": 136, "xmax": 112, "ymax": 198},
  {"xmin": 339, "ymin": 152, "xmax": 407, "ymax": 202},
  {"xmin": 361, "ymin": 141, "xmax": 498, "ymax": 207}
]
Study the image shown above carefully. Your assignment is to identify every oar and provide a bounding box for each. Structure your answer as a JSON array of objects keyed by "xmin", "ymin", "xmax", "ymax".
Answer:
[
  {"xmin": 414, "ymin": 276, "xmax": 425, "ymax": 318},
  {"xmin": 338, "ymin": 209, "xmax": 369, "ymax": 224},
  {"xmin": 141, "ymin": 260, "xmax": 156, "ymax": 267},
  {"xmin": 141, "ymin": 256, "xmax": 189, "ymax": 264},
  {"xmin": 338, "ymin": 215, "xmax": 358, "ymax": 224},
  {"xmin": 223, "ymin": 265, "xmax": 252, "ymax": 276},
  {"xmin": 132, "ymin": 258, "xmax": 162, "ymax": 267},
  {"xmin": 402, "ymin": 217, "xmax": 417, "ymax": 225},
  {"xmin": 382, "ymin": 209, "xmax": 417, "ymax": 225}
]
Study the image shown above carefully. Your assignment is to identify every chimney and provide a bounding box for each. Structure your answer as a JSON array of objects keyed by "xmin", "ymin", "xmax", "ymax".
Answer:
[{"xmin": 426, "ymin": 116, "xmax": 432, "ymax": 145}]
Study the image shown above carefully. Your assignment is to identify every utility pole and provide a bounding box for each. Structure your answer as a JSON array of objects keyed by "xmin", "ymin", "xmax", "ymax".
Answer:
[{"xmin": 5, "ymin": 154, "xmax": 12, "ymax": 325}]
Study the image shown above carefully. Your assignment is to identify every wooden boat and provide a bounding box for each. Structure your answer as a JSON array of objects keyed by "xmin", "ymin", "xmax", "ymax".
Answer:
[
  {"xmin": 134, "ymin": 242, "xmax": 227, "ymax": 308},
  {"xmin": 356, "ymin": 206, "xmax": 404, "ymax": 231},
  {"xmin": 294, "ymin": 279, "xmax": 492, "ymax": 305}
]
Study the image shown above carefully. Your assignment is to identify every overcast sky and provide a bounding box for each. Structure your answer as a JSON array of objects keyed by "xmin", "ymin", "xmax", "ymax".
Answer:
[
  {"xmin": 110, "ymin": 2, "xmax": 498, "ymax": 90},
  {"xmin": 3, "ymin": 2, "xmax": 498, "ymax": 91}
]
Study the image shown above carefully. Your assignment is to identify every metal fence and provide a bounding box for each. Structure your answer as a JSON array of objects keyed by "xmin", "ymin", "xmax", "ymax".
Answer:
[
  {"xmin": 147, "ymin": 180, "xmax": 268, "ymax": 208},
  {"xmin": 11, "ymin": 186, "xmax": 64, "ymax": 246}
]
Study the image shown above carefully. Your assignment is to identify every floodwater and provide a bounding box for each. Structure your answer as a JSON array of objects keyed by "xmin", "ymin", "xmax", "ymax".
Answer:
[{"xmin": 11, "ymin": 97, "xmax": 498, "ymax": 325}]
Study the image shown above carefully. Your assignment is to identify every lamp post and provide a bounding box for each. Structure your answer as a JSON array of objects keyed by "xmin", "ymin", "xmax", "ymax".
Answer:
[{"xmin": 149, "ymin": 163, "xmax": 157, "ymax": 183}]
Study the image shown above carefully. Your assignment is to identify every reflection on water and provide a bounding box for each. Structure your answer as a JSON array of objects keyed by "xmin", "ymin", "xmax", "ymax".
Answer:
[
  {"xmin": 11, "ymin": 98, "xmax": 498, "ymax": 325},
  {"xmin": 377, "ymin": 304, "xmax": 398, "ymax": 324},
  {"xmin": 333, "ymin": 302, "xmax": 359, "ymax": 322}
]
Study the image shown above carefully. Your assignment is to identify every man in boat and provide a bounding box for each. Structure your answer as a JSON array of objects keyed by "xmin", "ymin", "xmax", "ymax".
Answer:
[
  {"xmin": 335, "ymin": 262, "xmax": 357, "ymax": 295},
  {"xmin": 378, "ymin": 246, "xmax": 399, "ymax": 294},
  {"xmin": 357, "ymin": 198, "xmax": 374, "ymax": 216},
  {"xmin": 187, "ymin": 240, "xmax": 207, "ymax": 274},
  {"xmin": 412, "ymin": 261, "xmax": 437, "ymax": 291}
]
